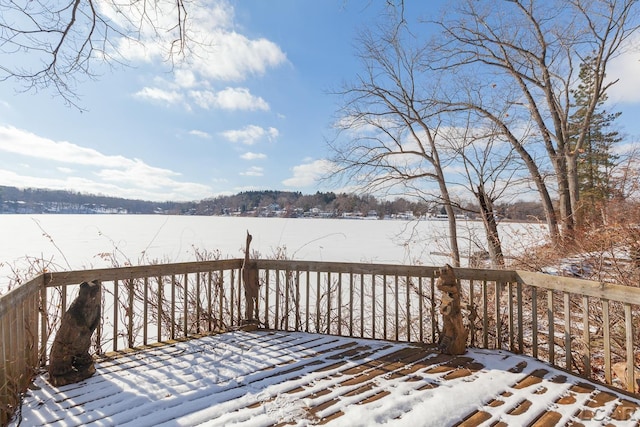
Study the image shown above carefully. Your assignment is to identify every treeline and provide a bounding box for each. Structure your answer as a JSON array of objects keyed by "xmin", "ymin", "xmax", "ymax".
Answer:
[
  {"xmin": 0, "ymin": 186, "xmax": 174, "ymax": 214},
  {"xmin": 188, "ymin": 191, "xmax": 418, "ymax": 217},
  {"xmin": 0, "ymin": 186, "xmax": 546, "ymax": 221},
  {"xmin": 190, "ymin": 190, "xmax": 546, "ymax": 221}
]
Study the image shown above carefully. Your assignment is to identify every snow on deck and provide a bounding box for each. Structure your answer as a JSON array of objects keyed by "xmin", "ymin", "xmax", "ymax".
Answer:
[{"xmin": 12, "ymin": 331, "xmax": 640, "ymax": 426}]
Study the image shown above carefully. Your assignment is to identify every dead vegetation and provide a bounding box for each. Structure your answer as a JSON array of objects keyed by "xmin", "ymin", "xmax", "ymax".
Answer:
[{"xmin": 502, "ymin": 205, "xmax": 640, "ymax": 390}]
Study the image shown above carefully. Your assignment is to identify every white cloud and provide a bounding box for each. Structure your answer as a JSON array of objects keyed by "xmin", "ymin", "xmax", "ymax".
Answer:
[
  {"xmin": 0, "ymin": 126, "xmax": 212, "ymax": 201},
  {"xmin": 241, "ymin": 152, "xmax": 267, "ymax": 160},
  {"xmin": 134, "ymin": 87, "xmax": 184, "ymax": 105},
  {"xmin": 105, "ymin": 0, "xmax": 286, "ymax": 109},
  {"xmin": 221, "ymin": 125, "xmax": 279, "ymax": 145},
  {"xmin": 0, "ymin": 126, "xmax": 132, "ymax": 167},
  {"xmin": 189, "ymin": 130, "xmax": 212, "ymax": 139},
  {"xmin": 606, "ymin": 36, "xmax": 640, "ymax": 104},
  {"xmin": 267, "ymin": 128, "xmax": 279, "ymax": 139},
  {"xmin": 240, "ymin": 166, "xmax": 264, "ymax": 177},
  {"xmin": 190, "ymin": 31, "xmax": 287, "ymax": 82},
  {"xmin": 282, "ymin": 159, "xmax": 335, "ymax": 188},
  {"xmin": 94, "ymin": 160, "xmax": 183, "ymax": 189},
  {"xmin": 0, "ymin": 168, "xmax": 211, "ymax": 202},
  {"xmin": 189, "ymin": 87, "xmax": 269, "ymax": 111},
  {"xmin": 102, "ymin": 0, "xmax": 234, "ymax": 61},
  {"xmin": 174, "ymin": 69, "xmax": 198, "ymax": 88}
]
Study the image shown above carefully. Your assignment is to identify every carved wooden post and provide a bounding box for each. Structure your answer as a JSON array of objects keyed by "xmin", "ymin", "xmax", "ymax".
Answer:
[
  {"xmin": 436, "ymin": 265, "xmax": 468, "ymax": 355},
  {"xmin": 48, "ymin": 280, "xmax": 101, "ymax": 386},
  {"xmin": 242, "ymin": 231, "xmax": 260, "ymax": 323}
]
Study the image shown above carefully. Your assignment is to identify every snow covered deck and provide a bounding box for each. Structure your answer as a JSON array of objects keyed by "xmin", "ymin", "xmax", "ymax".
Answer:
[{"xmin": 13, "ymin": 330, "xmax": 640, "ymax": 426}]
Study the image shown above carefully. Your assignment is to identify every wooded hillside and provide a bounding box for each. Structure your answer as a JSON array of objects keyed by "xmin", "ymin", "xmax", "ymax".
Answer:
[{"xmin": 0, "ymin": 186, "xmax": 545, "ymax": 221}]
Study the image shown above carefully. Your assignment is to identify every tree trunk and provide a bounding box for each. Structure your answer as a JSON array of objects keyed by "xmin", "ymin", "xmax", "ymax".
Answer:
[
  {"xmin": 445, "ymin": 208, "xmax": 460, "ymax": 267},
  {"xmin": 510, "ymin": 139, "xmax": 561, "ymax": 245},
  {"xmin": 477, "ymin": 185, "xmax": 504, "ymax": 268},
  {"xmin": 555, "ymin": 155, "xmax": 575, "ymax": 238},
  {"xmin": 566, "ymin": 152, "xmax": 581, "ymax": 228},
  {"xmin": 436, "ymin": 168, "xmax": 461, "ymax": 267}
]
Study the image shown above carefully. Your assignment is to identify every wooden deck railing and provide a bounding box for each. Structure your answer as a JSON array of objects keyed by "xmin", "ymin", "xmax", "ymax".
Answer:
[{"xmin": 0, "ymin": 259, "xmax": 638, "ymax": 424}]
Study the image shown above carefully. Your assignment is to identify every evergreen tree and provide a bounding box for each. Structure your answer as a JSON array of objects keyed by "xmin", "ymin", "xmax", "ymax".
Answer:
[{"xmin": 569, "ymin": 56, "xmax": 622, "ymax": 225}]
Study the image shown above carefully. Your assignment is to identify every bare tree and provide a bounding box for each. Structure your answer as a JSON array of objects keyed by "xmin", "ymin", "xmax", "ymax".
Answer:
[
  {"xmin": 329, "ymin": 8, "xmax": 461, "ymax": 266},
  {"xmin": 438, "ymin": 112, "xmax": 525, "ymax": 267},
  {"xmin": 429, "ymin": 0, "xmax": 639, "ymax": 241},
  {"xmin": 0, "ymin": 0, "xmax": 191, "ymax": 107}
]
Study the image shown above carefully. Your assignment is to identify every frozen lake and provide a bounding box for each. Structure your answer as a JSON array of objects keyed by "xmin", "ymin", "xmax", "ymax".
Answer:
[{"xmin": 0, "ymin": 215, "xmax": 547, "ymax": 291}]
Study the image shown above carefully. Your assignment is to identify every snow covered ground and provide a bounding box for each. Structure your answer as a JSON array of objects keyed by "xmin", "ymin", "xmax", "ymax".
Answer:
[
  {"xmin": 0, "ymin": 215, "xmax": 548, "ymax": 292},
  {"xmin": 13, "ymin": 330, "xmax": 640, "ymax": 426}
]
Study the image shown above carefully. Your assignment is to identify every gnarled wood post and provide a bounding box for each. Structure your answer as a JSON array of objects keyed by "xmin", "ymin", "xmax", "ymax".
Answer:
[
  {"xmin": 242, "ymin": 231, "xmax": 259, "ymax": 323},
  {"xmin": 436, "ymin": 265, "xmax": 468, "ymax": 355}
]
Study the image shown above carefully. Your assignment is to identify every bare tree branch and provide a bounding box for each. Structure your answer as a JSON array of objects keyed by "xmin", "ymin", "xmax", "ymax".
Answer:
[
  {"xmin": 426, "ymin": 0, "xmax": 639, "ymax": 240},
  {"xmin": 0, "ymin": 0, "xmax": 192, "ymax": 108}
]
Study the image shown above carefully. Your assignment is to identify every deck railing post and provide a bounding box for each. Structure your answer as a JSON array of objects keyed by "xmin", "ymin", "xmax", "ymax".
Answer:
[
  {"xmin": 430, "ymin": 276, "xmax": 436, "ymax": 343},
  {"xmin": 603, "ymin": 299, "xmax": 611, "ymax": 384},
  {"xmin": 143, "ymin": 277, "xmax": 148, "ymax": 346},
  {"xmin": 316, "ymin": 272, "xmax": 321, "ymax": 334},
  {"xmin": 360, "ymin": 273, "xmax": 364, "ymax": 337},
  {"xmin": 128, "ymin": 279, "xmax": 134, "ymax": 349},
  {"xmin": 547, "ymin": 290, "xmax": 555, "ymax": 365},
  {"xmin": 326, "ymin": 272, "xmax": 331, "ymax": 334},
  {"xmin": 39, "ymin": 283, "xmax": 48, "ymax": 367},
  {"xmin": 264, "ymin": 269, "xmax": 270, "ymax": 329},
  {"xmin": 184, "ymin": 273, "xmax": 189, "ymax": 337},
  {"xmin": 469, "ymin": 280, "xmax": 475, "ymax": 347},
  {"xmin": 383, "ymin": 274, "xmax": 388, "ymax": 340},
  {"xmin": 394, "ymin": 275, "xmax": 399, "ymax": 341},
  {"xmin": 207, "ymin": 272, "xmax": 212, "ymax": 333},
  {"xmin": 337, "ymin": 273, "xmax": 342, "ymax": 336},
  {"xmin": 285, "ymin": 269, "xmax": 291, "ymax": 331},
  {"xmin": 516, "ymin": 281, "xmax": 523, "ymax": 354},
  {"xmin": 371, "ymin": 274, "xmax": 376, "ymax": 339},
  {"xmin": 113, "ymin": 280, "xmax": 119, "ymax": 352},
  {"xmin": 157, "ymin": 275, "xmax": 162, "ymax": 342},
  {"xmin": 348, "ymin": 272, "xmax": 353, "ymax": 337},
  {"xmin": 418, "ymin": 276, "xmax": 424, "ymax": 342},
  {"xmin": 236, "ymin": 268, "xmax": 242, "ymax": 326},
  {"xmin": 564, "ymin": 292, "xmax": 571, "ymax": 370},
  {"xmin": 295, "ymin": 270, "xmax": 301, "ymax": 332},
  {"xmin": 624, "ymin": 303, "xmax": 635, "ymax": 393},
  {"xmin": 405, "ymin": 275, "xmax": 411, "ymax": 342},
  {"xmin": 229, "ymin": 270, "xmax": 235, "ymax": 328},
  {"xmin": 171, "ymin": 274, "xmax": 176, "ymax": 340},
  {"xmin": 482, "ymin": 280, "xmax": 488, "ymax": 348},
  {"xmin": 305, "ymin": 270, "xmax": 310, "ymax": 332},
  {"xmin": 196, "ymin": 272, "xmax": 201, "ymax": 334},
  {"xmin": 531, "ymin": 287, "xmax": 538, "ymax": 359},
  {"xmin": 582, "ymin": 295, "xmax": 590, "ymax": 378},
  {"xmin": 495, "ymin": 282, "xmax": 502, "ymax": 349}
]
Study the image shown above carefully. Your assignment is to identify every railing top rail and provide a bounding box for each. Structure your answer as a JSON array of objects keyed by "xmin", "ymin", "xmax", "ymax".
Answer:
[
  {"xmin": 516, "ymin": 269, "xmax": 640, "ymax": 305},
  {"xmin": 452, "ymin": 267, "xmax": 518, "ymax": 282},
  {"xmin": 2, "ymin": 259, "xmax": 639, "ymax": 311},
  {"xmin": 254, "ymin": 259, "xmax": 519, "ymax": 282},
  {"xmin": 44, "ymin": 258, "xmax": 244, "ymax": 288},
  {"xmin": 0, "ymin": 274, "xmax": 43, "ymax": 316},
  {"xmin": 254, "ymin": 259, "xmax": 442, "ymax": 275}
]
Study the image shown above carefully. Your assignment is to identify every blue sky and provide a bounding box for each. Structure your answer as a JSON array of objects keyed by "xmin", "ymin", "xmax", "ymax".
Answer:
[{"xmin": 1, "ymin": 1, "xmax": 639, "ymax": 202}]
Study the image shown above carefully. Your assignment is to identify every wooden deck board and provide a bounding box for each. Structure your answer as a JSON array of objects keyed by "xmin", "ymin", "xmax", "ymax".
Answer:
[{"xmin": 10, "ymin": 331, "xmax": 640, "ymax": 426}]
